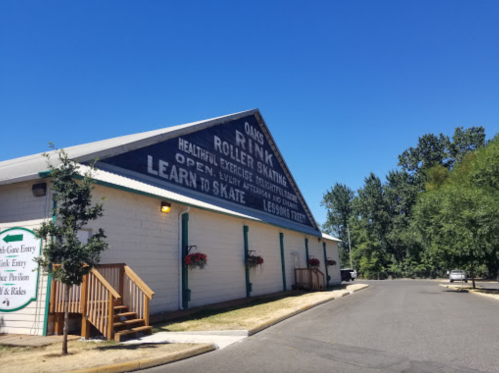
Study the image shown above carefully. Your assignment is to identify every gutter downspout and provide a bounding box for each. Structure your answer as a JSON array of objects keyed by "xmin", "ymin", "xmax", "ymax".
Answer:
[
  {"xmin": 305, "ymin": 238, "xmax": 310, "ymax": 268},
  {"xmin": 280, "ymin": 233, "xmax": 286, "ymax": 291},
  {"xmin": 323, "ymin": 242, "xmax": 330, "ymax": 287},
  {"xmin": 243, "ymin": 226, "xmax": 251, "ymax": 297},
  {"xmin": 178, "ymin": 206, "xmax": 190, "ymax": 310}
]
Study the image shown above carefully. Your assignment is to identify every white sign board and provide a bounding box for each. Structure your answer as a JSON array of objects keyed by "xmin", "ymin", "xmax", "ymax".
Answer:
[{"xmin": 0, "ymin": 228, "xmax": 41, "ymax": 312}]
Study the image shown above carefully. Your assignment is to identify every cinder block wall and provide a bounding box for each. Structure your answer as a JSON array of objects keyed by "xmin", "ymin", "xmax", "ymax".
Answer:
[
  {"xmin": 84, "ymin": 185, "xmax": 182, "ymax": 314},
  {"xmin": 0, "ymin": 179, "xmax": 342, "ymax": 335},
  {"xmin": 187, "ymin": 208, "xmax": 246, "ymax": 307},
  {"xmin": 327, "ymin": 242, "xmax": 342, "ymax": 285},
  {"xmin": 282, "ymin": 231, "xmax": 310, "ymax": 290},
  {"xmin": 187, "ymin": 209, "xmax": 341, "ymax": 305},
  {"xmin": 303, "ymin": 236, "xmax": 341, "ymax": 287},
  {"xmin": 246, "ymin": 221, "xmax": 285, "ymax": 296}
]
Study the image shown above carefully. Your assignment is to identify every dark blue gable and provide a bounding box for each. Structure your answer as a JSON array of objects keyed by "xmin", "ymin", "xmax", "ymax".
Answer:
[{"xmin": 100, "ymin": 115, "xmax": 313, "ymax": 228}]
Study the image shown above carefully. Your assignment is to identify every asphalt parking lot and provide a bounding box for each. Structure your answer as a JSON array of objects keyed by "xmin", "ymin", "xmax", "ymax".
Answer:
[{"xmin": 147, "ymin": 280, "xmax": 499, "ymax": 373}]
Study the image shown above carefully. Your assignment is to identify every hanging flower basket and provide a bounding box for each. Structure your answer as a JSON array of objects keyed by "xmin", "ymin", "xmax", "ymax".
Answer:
[
  {"xmin": 246, "ymin": 254, "xmax": 264, "ymax": 268},
  {"xmin": 308, "ymin": 258, "xmax": 320, "ymax": 268},
  {"xmin": 327, "ymin": 259, "xmax": 337, "ymax": 266},
  {"xmin": 184, "ymin": 252, "xmax": 207, "ymax": 270}
]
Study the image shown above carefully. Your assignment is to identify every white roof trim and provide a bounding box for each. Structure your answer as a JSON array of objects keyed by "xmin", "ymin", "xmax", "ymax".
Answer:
[
  {"xmin": 72, "ymin": 165, "xmax": 339, "ymax": 241},
  {"xmin": 321, "ymin": 233, "xmax": 341, "ymax": 242}
]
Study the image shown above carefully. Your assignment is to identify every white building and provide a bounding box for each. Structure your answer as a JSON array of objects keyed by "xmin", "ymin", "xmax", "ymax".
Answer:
[{"xmin": 0, "ymin": 109, "xmax": 340, "ymax": 339}]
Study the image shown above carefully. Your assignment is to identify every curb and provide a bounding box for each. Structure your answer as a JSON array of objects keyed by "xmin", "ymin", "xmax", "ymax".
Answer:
[
  {"xmin": 68, "ymin": 343, "xmax": 215, "ymax": 373},
  {"xmin": 248, "ymin": 284, "xmax": 369, "ymax": 335},
  {"xmin": 68, "ymin": 284, "xmax": 369, "ymax": 373},
  {"xmin": 165, "ymin": 330, "xmax": 249, "ymax": 337},
  {"xmin": 439, "ymin": 284, "xmax": 474, "ymax": 291}
]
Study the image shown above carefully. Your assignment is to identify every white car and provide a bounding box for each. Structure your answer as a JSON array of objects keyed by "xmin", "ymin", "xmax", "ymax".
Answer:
[
  {"xmin": 342, "ymin": 268, "xmax": 357, "ymax": 281},
  {"xmin": 449, "ymin": 270, "xmax": 468, "ymax": 283}
]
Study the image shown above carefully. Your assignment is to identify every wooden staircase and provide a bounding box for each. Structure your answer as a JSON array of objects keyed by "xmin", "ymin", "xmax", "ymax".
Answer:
[
  {"xmin": 294, "ymin": 268, "xmax": 326, "ymax": 291},
  {"xmin": 112, "ymin": 304, "xmax": 153, "ymax": 342},
  {"xmin": 50, "ymin": 263, "xmax": 155, "ymax": 342}
]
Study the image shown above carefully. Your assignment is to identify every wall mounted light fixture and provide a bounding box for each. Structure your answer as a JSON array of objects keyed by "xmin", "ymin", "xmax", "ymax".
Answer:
[
  {"xmin": 32, "ymin": 182, "xmax": 47, "ymax": 197},
  {"xmin": 161, "ymin": 201, "xmax": 171, "ymax": 213}
]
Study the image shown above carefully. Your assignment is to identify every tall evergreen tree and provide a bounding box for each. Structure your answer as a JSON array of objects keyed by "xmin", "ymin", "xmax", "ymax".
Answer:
[
  {"xmin": 323, "ymin": 126, "xmax": 488, "ymax": 278},
  {"xmin": 447, "ymin": 126, "xmax": 486, "ymax": 164},
  {"xmin": 321, "ymin": 183, "xmax": 354, "ymax": 266},
  {"xmin": 352, "ymin": 174, "xmax": 392, "ymax": 273}
]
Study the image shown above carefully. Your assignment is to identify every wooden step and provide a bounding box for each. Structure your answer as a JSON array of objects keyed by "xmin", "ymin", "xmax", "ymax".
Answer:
[
  {"xmin": 113, "ymin": 312, "xmax": 137, "ymax": 319},
  {"xmin": 131, "ymin": 325, "xmax": 153, "ymax": 334},
  {"xmin": 113, "ymin": 305, "xmax": 128, "ymax": 311},
  {"xmin": 113, "ymin": 318, "xmax": 144, "ymax": 328},
  {"xmin": 114, "ymin": 325, "xmax": 152, "ymax": 342}
]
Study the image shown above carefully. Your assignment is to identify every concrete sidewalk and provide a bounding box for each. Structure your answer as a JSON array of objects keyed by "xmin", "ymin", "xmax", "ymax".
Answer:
[{"xmin": 123, "ymin": 330, "xmax": 248, "ymax": 350}]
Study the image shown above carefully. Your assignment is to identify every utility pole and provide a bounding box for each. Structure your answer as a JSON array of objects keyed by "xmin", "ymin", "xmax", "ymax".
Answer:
[{"xmin": 347, "ymin": 226, "xmax": 353, "ymax": 269}]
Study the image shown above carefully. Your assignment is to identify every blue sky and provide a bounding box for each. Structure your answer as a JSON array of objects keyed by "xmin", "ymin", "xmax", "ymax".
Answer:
[{"xmin": 1, "ymin": 1, "xmax": 498, "ymax": 225}]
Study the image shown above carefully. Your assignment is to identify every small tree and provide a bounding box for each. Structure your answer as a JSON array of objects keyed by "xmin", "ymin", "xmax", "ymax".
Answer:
[{"xmin": 35, "ymin": 147, "xmax": 108, "ymax": 355}]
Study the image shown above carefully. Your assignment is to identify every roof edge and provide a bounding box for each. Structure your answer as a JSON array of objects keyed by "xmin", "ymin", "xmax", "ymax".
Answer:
[
  {"xmin": 67, "ymin": 169, "xmax": 335, "ymax": 240},
  {"xmin": 0, "ymin": 109, "xmax": 259, "ymax": 186},
  {"xmin": 76, "ymin": 109, "xmax": 260, "ymax": 164}
]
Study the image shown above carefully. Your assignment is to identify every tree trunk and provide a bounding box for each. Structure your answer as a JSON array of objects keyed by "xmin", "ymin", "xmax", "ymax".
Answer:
[
  {"xmin": 62, "ymin": 284, "xmax": 70, "ymax": 355},
  {"xmin": 470, "ymin": 261, "xmax": 476, "ymax": 290}
]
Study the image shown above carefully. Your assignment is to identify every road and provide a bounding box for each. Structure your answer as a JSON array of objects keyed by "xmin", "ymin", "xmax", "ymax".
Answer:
[{"xmin": 146, "ymin": 280, "xmax": 499, "ymax": 373}]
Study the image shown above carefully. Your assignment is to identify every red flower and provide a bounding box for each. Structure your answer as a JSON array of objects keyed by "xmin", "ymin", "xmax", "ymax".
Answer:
[
  {"xmin": 308, "ymin": 258, "xmax": 320, "ymax": 268},
  {"xmin": 247, "ymin": 254, "xmax": 264, "ymax": 268},
  {"xmin": 184, "ymin": 253, "xmax": 207, "ymax": 269}
]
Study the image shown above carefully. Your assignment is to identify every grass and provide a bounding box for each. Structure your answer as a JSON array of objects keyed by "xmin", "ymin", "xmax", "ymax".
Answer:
[
  {"xmin": 0, "ymin": 339, "xmax": 200, "ymax": 373},
  {"xmin": 441, "ymin": 283, "xmax": 499, "ymax": 301},
  {"xmin": 469, "ymin": 288, "xmax": 499, "ymax": 301},
  {"xmin": 154, "ymin": 283, "xmax": 367, "ymax": 333},
  {"xmin": 154, "ymin": 292, "xmax": 305, "ymax": 332}
]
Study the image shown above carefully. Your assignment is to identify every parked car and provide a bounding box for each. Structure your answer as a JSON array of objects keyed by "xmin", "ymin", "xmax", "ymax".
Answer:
[
  {"xmin": 341, "ymin": 268, "xmax": 357, "ymax": 282},
  {"xmin": 341, "ymin": 270, "xmax": 351, "ymax": 282},
  {"xmin": 449, "ymin": 270, "xmax": 468, "ymax": 283}
]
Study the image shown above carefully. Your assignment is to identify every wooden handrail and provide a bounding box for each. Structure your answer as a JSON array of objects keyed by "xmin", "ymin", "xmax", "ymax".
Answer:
[
  {"xmin": 90, "ymin": 268, "xmax": 121, "ymax": 299},
  {"xmin": 124, "ymin": 266, "xmax": 155, "ymax": 299},
  {"xmin": 294, "ymin": 267, "xmax": 325, "ymax": 291},
  {"xmin": 50, "ymin": 262, "xmax": 154, "ymax": 340},
  {"xmin": 97, "ymin": 263, "xmax": 126, "ymax": 268}
]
